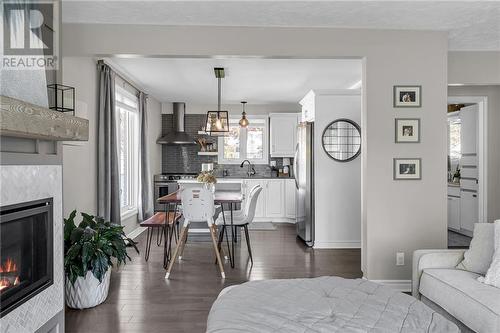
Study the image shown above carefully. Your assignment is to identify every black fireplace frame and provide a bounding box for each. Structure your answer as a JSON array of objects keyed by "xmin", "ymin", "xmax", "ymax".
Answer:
[{"xmin": 0, "ymin": 198, "xmax": 54, "ymax": 317}]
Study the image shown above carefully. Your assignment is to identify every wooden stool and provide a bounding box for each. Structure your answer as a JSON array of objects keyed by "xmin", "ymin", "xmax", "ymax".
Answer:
[{"xmin": 140, "ymin": 212, "xmax": 181, "ymax": 262}]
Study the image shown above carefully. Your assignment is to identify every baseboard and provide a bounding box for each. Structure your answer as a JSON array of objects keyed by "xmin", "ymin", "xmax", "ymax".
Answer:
[
  {"xmin": 313, "ymin": 241, "xmax": 361, "ymax": 249},
  {"xmin": 370, "ymin": 280, "xmax": 412, "ymax": 292},
  {"xmin": 127, "ymin": 226, "xmax": 147, "ymax": 240},
  {"xmin": 253, "ymin": 218, "xmax": 295, "ymax": 223}
]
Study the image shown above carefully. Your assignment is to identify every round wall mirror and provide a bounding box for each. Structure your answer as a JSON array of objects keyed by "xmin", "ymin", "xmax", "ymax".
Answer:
[{"xmin": 322, "ymin": 119, "xmax": 361, "ymax": 162}]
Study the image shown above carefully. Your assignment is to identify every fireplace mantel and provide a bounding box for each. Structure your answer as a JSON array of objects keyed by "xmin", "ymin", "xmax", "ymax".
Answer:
[{"xmin": 0, "ymin": 95, "xmax": 89, "ymax": 142}]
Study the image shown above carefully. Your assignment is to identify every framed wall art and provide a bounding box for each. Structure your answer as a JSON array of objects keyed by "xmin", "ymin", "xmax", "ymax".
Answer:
[
  {"xmin": 393, "ymin": 158, "xmax": 422, "ymax": 180},
  {"xmin": 393, "ymin": 85, "xmax": 421, "ymax": 107},
  {"xmin": 395, "ymin": 118, "xmax": 420, "ymax": 143}
]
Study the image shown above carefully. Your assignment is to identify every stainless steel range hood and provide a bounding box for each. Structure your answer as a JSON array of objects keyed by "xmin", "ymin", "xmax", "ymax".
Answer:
[{"xmin": 157, "ymin": 102, "xmax": 196, "ymax": 145}]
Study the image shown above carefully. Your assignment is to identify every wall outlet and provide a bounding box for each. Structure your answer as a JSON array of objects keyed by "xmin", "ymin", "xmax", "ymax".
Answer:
[{"xmin": 396, "ymin": 252, "xmax": 405, "ymax": 266}]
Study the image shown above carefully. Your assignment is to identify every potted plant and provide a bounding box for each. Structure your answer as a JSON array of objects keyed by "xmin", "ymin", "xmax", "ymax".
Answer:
[
  {"xmin": 197, "ymin": 170, "xmax": 217, "ymax": 192},
  {"xmin": 64, "ymin": 210, "xmax": 138, "ymax": 309}
]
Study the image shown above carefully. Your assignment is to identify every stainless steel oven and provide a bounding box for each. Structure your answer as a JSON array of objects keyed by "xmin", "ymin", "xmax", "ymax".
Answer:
[{"xmin": 153, "ymin": 174, "xmax": 196, "ymax": 212}]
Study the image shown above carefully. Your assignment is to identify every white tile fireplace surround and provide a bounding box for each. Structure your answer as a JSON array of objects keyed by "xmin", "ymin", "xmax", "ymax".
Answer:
[{"xmin": 0, "ymin": 165, "xmax": 64, "ymax": 333}]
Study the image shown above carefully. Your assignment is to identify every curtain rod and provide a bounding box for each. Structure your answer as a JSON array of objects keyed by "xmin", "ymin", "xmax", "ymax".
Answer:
[{"xmin": 97, "ymin": 59, "xmax": 147, "ymax": 98}]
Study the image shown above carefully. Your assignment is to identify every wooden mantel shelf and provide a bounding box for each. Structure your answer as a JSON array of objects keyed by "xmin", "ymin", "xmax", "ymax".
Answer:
[{"xmin": 0, "ymin": 95, "xmax": 89, "ymax": 141}]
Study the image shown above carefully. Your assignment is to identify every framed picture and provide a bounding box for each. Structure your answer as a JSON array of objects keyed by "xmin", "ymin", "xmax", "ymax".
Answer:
[
  {"xmin": 393, "ymin": 158, "xmax": 421, "ymax": 180},
  {"xmin": 393, "ymin": 85, "xmax": 421, "ymax": 107},
  {"xmin": 395, "ymin": 118, "xmax": 420, "ymax": 143}
]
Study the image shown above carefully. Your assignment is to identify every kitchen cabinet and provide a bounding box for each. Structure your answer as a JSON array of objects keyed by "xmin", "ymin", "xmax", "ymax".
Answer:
[
  {"xmin": 285, "ymin": 179, "xmax": 296, "ymax": 219},
  {"xmin": 460, "ymin": 105, "xmax": 478, "ymax": 155},
  {"xmin": 269, "ymin": 113, "xmax": 299, "ymax": 157},
  {"xmin": 245, "ymin": 179, "xmax": 266, "ymax": 218},
  {"xmin": 447, "ymin": 196, "xmax": 460, "ymax": 231},
  {"xmin": 266, "ymin": 180, "xmax": 285, "ymax": 218},
  {"xmin": 460, "ymin": 190, "xmax": 478, "ymax": 233},
  {"xmin": 242, "ymin": 178, "xmax": 295, "ymax": 222}
]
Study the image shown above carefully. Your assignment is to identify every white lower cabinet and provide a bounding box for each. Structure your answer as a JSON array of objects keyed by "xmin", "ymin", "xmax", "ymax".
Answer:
[
  {"xmin": 447, "ymin": 196, "xmax": 460, "ymax": 231},
  {"xmin": 266, "ymin": 180, "xmax": 285, "ymax": 218},
  {"xmin": 243, "ymin": 179, "xmax": 295, "ymax": 222},
  {"xmin": 285, "ymin": 179, "xmax": 296, "ymax": 219},
  {"xmin": 245, "ymin": 180, "xmax": 266, "ymax": 218},
  {"xmin": 460, "ymin": 191, "xmax": 478, "ymax": 233}
]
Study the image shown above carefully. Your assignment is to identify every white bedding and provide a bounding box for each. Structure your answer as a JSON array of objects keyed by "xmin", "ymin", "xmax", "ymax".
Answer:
[{"xmin": 207, "ymin": 276, "xmax": 458, "ymax": 333}]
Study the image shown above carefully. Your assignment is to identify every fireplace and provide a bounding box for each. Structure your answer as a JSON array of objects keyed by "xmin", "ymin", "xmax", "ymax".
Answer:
[{"xmin": 0, "ymin": 198, "xmax": 53, "ymax": 317}]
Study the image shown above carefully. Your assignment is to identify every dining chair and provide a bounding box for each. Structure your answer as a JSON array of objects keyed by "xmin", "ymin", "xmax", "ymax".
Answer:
[
  {"xmin": 216, "ymin": 185, "xmax": 263, "ymax": 264},
  {"xmin": 165, "ymin": 187, "xmax": 225, "ymax": 279}
]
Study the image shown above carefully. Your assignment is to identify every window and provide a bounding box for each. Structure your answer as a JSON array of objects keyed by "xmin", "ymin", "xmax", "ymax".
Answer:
[
  {"xmin": 115, "ymin": 85, "xmax": 139, "ymax": 217},
  {"xmin": 218, "ymin": 117, "xmax": 268, "ymax": 164},
  {"xmin": 448, "ymin": 117, "xmax": 461, "ymax": 160}
]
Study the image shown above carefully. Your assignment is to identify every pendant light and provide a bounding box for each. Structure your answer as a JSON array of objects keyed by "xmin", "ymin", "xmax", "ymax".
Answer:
[
  {"xmin": 205, "ymin": 67, "xmax": 229, "ymax": 136},
  {"xmin": 239, "ymin": 101, "xmax": 249, "ymax": 128}
]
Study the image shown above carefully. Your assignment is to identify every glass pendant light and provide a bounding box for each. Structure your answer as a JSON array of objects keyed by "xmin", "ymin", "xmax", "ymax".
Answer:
[
  {"xmin": 239, "ymin": 101, "xmax": 249, "ymax": 128},
  {"xmin": 205, "ymin": 67, "xmax": 229, "ymax": 136}
]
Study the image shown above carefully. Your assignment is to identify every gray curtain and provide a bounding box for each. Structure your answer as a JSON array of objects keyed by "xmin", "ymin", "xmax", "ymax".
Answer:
[
  {"xmin": 97, "ymin": 63, "xmax": 121, "ymax": 225},
  {"xmin": 138, "ymin": 92, "xmax": 153, "ymax": 221}
]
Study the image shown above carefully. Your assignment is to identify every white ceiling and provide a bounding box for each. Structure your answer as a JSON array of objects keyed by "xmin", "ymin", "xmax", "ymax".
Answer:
[
  {"xmin": 62, "ymin": 1, "xmax": 500, "ymax": 51},
  {"xmin": 109, "ymin": 57, "xmax": 362, "ymax": 104}
]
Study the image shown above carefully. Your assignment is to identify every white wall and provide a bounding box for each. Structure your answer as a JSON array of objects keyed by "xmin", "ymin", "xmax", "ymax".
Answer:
[
  {"xmin": 62, "ymin": 57, "xmax": 163, "ymax": 234},
  {"xmin": 448, "ymin": 52, "xmax": 500, "ymax": 85},
  {"xmin": 448, "ymin": 85, "xmax": 500, "ymax": 223},
  {"xmin": 63, "ymin": 24, "xmax": 449, "ymax": 282},
  {"xmin": 160, "ymin": 102, "xmax": 300, "ymax": 115},
  {"xmin": 314, "ymin": 91, "xmax": 361, "ymax": 249}
]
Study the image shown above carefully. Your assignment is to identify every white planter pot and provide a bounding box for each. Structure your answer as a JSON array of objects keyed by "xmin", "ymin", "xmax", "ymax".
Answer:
[{"xmin": 65, "ymin": 268, "xmax": 111, "ymax": 309}]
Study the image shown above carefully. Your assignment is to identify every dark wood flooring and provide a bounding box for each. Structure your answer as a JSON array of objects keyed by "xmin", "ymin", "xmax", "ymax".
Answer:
[{"xmin": 65, "ymin": 224, "xmax": 362, "ymax": 333}]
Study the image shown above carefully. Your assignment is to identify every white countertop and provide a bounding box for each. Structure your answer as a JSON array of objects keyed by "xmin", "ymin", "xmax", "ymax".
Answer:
[
  {"xmin": 177, "ymin": 177, "xmax": 292, "ymax": 184},
  {"xmin": 178, "ymin": 179, "xmax": 243, "ymax": 184}
]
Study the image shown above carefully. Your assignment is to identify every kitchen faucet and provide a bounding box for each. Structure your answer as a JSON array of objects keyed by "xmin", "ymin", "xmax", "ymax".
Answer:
[{"xmin": 240, "ymin": 160, "xmax": 256, "ymax": 177}]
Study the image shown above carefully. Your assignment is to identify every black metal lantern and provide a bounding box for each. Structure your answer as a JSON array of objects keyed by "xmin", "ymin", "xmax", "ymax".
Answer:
[
  {"xmin": 205, "ymin": 67, "xmax": 229, "ymax": 136},
  {"xmin": 205, "ymin": 110, "xmax": 229, "ymax": 135},
  {"xmin": 47, "ymin": 84, "xmax": 75, "ymax": 115}
]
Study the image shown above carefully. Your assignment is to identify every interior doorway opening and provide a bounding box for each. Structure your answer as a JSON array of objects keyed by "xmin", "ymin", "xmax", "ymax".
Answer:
[{"xmin": 446, "ymin": 96, "xmax": 488, "ymax": 248}]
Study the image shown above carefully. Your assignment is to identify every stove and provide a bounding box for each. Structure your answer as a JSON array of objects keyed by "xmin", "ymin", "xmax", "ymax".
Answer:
[
  {"xmin": 154, "ymin": 173, "xmax": 197, "ymax": 182},
  {"xmin": 153, "ymin": 173, "xmax": 197, "ymax": 212}
]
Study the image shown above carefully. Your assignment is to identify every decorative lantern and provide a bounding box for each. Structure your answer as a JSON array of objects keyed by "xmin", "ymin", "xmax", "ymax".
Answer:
[{"xmin": 47, "ymin": 84, "xmax": 75, "ymax": 115}]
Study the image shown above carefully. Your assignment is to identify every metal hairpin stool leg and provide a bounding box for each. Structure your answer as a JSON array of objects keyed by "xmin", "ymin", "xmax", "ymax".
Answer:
[
  {"xmin": 140, "ymin": 212, "xmax": 169, "ymax": 262},
  {"xmin": 163, "ymin": 203, "xmax": 171, "ymax": 268},
  {"xmin": 144, "ymin": 227, "xmax": 154, "ymax": 261},
  {"xmin": 156, "ymin": 226, "xmax": 164, "ymax": 246}
]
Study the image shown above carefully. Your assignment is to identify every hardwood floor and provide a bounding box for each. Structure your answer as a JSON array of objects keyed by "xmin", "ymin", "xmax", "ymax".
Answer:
[{"xmin": 65, "ymin": 224, "xmax": 362, "ymax": 333}]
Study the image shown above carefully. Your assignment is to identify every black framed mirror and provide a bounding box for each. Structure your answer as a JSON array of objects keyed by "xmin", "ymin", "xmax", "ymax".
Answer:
[{"xmin": 322, "ymin": 119, "xmax": 361, "ymax": 162}]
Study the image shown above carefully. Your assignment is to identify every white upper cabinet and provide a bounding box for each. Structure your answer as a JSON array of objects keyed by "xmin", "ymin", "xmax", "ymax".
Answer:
[
  {"xmin": 300, "ymin": 90, "xmax": 315, "ymax": 122},
  {"xmin": 270, "ymin": 113, "xmax": 299, "ymax": 157},
  {"xmin": 460, "ymin": 104, "xmax": 478, "ymax": 155}
]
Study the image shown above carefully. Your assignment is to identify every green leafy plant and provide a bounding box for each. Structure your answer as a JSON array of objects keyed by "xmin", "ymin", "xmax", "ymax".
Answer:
[{"xmin": 64, "ymin": 210, "xmax": 139, "ymax": 284}]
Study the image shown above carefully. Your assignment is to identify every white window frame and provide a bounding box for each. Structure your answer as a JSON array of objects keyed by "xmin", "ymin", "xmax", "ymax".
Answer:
[
  {"xmin": 218, "ymin": 116, "xmax": 269, "ymax": 165},
  {"xmin": 115, "ymin": 85, "xmax": 139, "ymax": 219}
]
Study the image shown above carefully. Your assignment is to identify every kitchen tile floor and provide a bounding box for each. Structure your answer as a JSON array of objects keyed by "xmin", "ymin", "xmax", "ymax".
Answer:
[
  {"xmin": 65, "ymin": 224, "xmax": 362, "ymax": 333},
  {"xmin": 448, "ymin": 230, "xmax": 472, "ymax": 248}
]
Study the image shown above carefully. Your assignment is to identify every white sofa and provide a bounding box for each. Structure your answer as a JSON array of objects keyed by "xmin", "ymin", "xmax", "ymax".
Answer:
[{"xmin": 413, "ymin": 249, "xmax": 500, "ymax": 333}]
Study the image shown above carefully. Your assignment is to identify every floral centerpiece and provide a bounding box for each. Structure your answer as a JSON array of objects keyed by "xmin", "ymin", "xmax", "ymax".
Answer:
[{"xmin": 197, "ymin": 171, "xmax": 217, "ymax": 191}]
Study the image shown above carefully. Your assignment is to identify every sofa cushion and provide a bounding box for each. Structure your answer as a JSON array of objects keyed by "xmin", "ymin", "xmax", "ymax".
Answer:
[
  {"xmin": 419, "ymin": 268, "xmax": 500, "ymax": 333},
  {"xmin": 482, "ymin": 220, "xmax": 500, "ymax": 288},
  {"xmin": 456, "ymin": 223, "xmax": 495, "ymax": 275}
]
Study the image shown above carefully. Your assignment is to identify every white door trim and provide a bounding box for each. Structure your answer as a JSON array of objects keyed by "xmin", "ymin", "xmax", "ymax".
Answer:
[{"xmin": 448, "ymin": 96, "xmax": 488, "ymax": 223}]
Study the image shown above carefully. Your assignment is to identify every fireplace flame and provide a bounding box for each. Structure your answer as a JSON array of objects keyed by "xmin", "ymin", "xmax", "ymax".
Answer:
[
  {"xmin": 0, "ymin": 258, "xmax": 21, "ymax": 292},
  {"xmin": 0, "ymin": 258, "xmax": 17, "ymax": 273}
]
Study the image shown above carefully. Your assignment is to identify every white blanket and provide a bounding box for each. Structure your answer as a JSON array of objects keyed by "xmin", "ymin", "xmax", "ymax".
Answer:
[{"xmin": 207, "ymin": 276, "xmax": 458, "ymax": 332}]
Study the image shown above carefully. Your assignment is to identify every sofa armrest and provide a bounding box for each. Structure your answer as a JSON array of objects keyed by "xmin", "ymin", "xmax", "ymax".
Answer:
[{"xmin": 412, "ymin": 249, "xmax": 466, "ymax": 299}]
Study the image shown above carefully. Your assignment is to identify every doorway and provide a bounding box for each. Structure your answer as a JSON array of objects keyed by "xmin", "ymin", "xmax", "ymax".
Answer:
[{"xmin": 447, "ymin": 96, "xmax": 488, "ymax": 247}]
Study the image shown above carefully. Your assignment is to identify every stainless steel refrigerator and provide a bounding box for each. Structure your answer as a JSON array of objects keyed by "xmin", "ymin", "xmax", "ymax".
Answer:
[{"xmin": 294, "ymin": 122, "xmax": 314, "ymax": 246}]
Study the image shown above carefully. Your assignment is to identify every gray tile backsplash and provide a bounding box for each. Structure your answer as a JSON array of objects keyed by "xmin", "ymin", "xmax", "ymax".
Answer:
[{"xmin": 161, "ymin": 114, "xmax": 290, "ymax": 176}]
